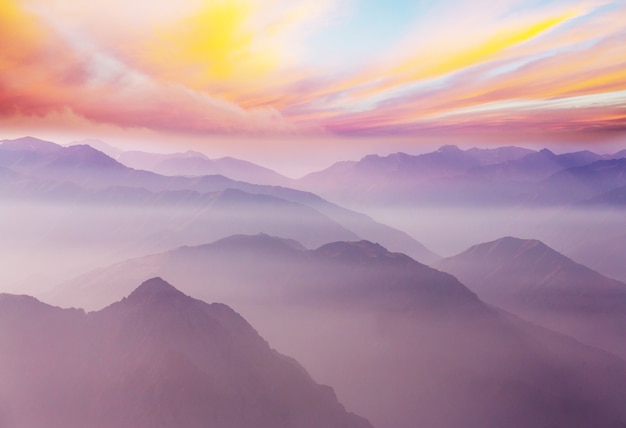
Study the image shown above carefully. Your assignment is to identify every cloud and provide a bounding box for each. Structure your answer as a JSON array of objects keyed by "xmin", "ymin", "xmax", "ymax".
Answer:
[
  {"xmin": 0, "ymin": 0, "xmax": 304, "ymax": 134},
  {"xmin": 1, "ymin": 0, "xmax": 624, "ymax": 140}
]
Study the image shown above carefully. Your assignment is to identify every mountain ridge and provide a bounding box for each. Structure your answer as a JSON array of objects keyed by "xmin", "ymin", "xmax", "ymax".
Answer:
[
  {"xmin": 435, "ymin": 236, "xmax": 626, "ymax": 358},
  {"xmin": 0, "ymin": 277, "xmax": 374, "ymax": 428}
]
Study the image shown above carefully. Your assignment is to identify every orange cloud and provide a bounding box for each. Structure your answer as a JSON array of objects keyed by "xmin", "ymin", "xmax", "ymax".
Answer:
[
  {"xmin": 1, "ymin": 0, "xmax": 625, "ymax": 140},
  {"xmin": 0, "ymin": 0, "xmax": 299, "ymax": 134}
]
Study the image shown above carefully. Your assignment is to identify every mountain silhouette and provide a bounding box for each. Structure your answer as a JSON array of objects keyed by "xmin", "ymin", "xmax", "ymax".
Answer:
[
  {"xmin": 584, "ymin": 184, "xmax": 626, "ymax": 205},
  {"xmin": 537, "ymin": 158, "xmax": 626, "ymax": 204},
  {"xmin": 436, "ymin": 236, "xmax": 626, "ymax": 358},
  {"xmin": 51, "ymin": 235, "xmax": 472, "ymax": 313},
  {"xmin": 298, "ymin": 145, "xmax": 535, "ymax": 205},
  {"xmin": 50, "ymin": 235, "xmax": 626, "ymax": 428},
  {"xmin": 117, "ymin": 149, "xmax": 291, "ymax": 186},
  {"xmin": 0, "ymin": 136, "xmax": 437, "ymax": 263},
  {"xmin": 0, "ymin": 278, "xmax": 373, "ymax": 428},
  {"xmin": 297, "ymin": 145, "xmax": 620, "ymax": 207}
]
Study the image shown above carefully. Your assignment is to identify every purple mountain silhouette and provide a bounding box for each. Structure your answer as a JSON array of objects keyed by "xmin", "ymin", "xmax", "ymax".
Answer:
[
  {"xmin": 51, "ymin": 235, "xmax": 472, "ymax": 312},
  {"xmin": 0, "ymin": 277, "xmax": 373, "ymax": 428},
  {"xmin": 298, "ymin": 145, "xmax": 535, "ymax": 203},
  {"xmin": 611, "ymin": 149, "xmax": 626, "ymax": 159},
  {"xmin": 467, "ymin": 148, "xmax": 604, "ymax": 182},
  {"xmin": 0, "ymin": 136, "xmax": 437, "ymax": 262},
  {"xmin": 436, "ymin": 236, "xmax": 626, "ymax": 358},
  {"xmin": 584, "ymin": 184, "xmax": 626, "ymax": 205},
  {"xmin": 117, "ymin": 149, "xmax": 291, "ymax": 186},
  {"xmin": 50, "ymin": 234, "xmax": 626, "ymax": 428},
  {"xmin": 297, "ymin": 145, "xmax": 620, "ymax": 207},
  {"xmin": 0, "ymin": 136, "xmax": 63, "ymax": 154},
  {"xmin": 68, "ymin": 139, "xmax": 124, "ymax": 158},
  {"xmin": 537, "ymin": 158, "xmax": 626, "ymax": 204}
]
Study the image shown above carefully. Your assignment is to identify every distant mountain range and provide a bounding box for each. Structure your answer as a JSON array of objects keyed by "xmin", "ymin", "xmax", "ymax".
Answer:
[
  {"xmin": 50, "ymin": 234, "xmax": 470, "ymax": 312},
  {"xmin": 9, "ymin": 137, "xmax": 624, "ymax": 209},
  {"xmin": 68, "ymin": 139, "xmax": 292, "ymax": 186},
  {"xmin": 584, "ymin": 184, "xmax": 626, "ymax": 205},
  {"xmin": 49, "ymin": 234, "xmax": 626, "ymax": 428},
  {"xmin": 0, "ymin": 277, "xmax": 372, "ymax": 428},
  {"xmin": 297, "ymin": 144, "xmax": 626, "ymax": 207},
  {"xmin": 436, "ymin": 236, "xmax": 626, "ymax": 358},
  {"xmin": 117, "ymin": 150, "xmax": 292, "ymax": 186},
  {"xmin": 0, "ymin": 136, "xmax": 437, "ymax": 263}
]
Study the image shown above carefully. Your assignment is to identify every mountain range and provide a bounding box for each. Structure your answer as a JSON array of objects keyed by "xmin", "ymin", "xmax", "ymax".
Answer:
[
  {"xmin": 0, "ymin": 277, "xmax": 372, "ymax": 428},
  {"xmin": 50, "ymin": 234, "xmax": 626, "ymax": 428},
  {"xmin": 0, "ymin": 136, "xmax": 437, "ymax": 292},
  {"xmin": 297, "ymin": 144, "xmax": 626, "ymax": 207},
  {"xmin": 117, "ymin": 150, "xmax": 292, "ymax": 186},
  {"xmin": 0, "ymin": 137, "xmax": 435, "ymax": 260},
  {"xmin": 68, "ymin": 139, "xmax": 292, "ymax": 186}
]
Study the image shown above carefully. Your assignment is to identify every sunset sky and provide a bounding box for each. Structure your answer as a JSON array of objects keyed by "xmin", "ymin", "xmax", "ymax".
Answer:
[{"xmin": 1, "ymin": 0, "xmax": 625, "ymax": 174}]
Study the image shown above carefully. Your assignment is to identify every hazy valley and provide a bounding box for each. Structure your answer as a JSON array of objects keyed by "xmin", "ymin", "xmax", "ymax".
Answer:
[{"xmin": 1, "ymin": 136, "xmax": 626, "ymax": 428}]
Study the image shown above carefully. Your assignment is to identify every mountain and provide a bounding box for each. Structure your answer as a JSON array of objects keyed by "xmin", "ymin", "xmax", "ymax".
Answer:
[
  {"xmin": 612, "ymin": 149, "xmax": 626, "ymax": 159},
  {"xmin": 117, "ymin": 149, "xmax": 291, "ymax": 186},
  {"xmin": 50, "ymin": 234, "xmax": 626, "ymax": 428},
  {"xmin": 50, "ymin": 234, "xmax": 465, "ymax": 312},
  {"xmin": 302, "ymin": 145, "xmax": 535, "ymax": 184},
  {"xmin": 298, "ymin": 145, "xmax": 535, "ymax": 203},
  {"xmin": 0, "ymin": 277, "xmax": 372, "ymax": 428},
  {"xmin": 537, "ymin": 158, "xmax": 626, "ymax": 204},
  {"xmin": 297, "ymin": 146, "xmax": 613, "ymax": 207},
  {"xmin": 68, "ymin": 139, "xmax": 124, "ymax": 158},
  {"xmin": 467, "ymin": 148, "xmax": 604, "ymax": 182},
  {"xmin": 0, "ymin": 137, "xmax": 437, "ymax": 264},
  {"xmin": 436, "ymin": 236, "xmax": 626, "ymax": 358},
  {"xmin": 465, "ymin": 146, "xmax": 537, "ymax": 164},
  {"xmin": 2, "ymin": 182, "xmax": 359, "ymax": 253},
  {"xmin": 0, "ymin": 139, "xmax": 132, "ymax": 188},
  {"xmin": 0, "ymin": 136, "xmax": 62, "ymax": 154},
  {"xmin": 584, "ymin": 184, "xmax": 626, "ymax": 205}
]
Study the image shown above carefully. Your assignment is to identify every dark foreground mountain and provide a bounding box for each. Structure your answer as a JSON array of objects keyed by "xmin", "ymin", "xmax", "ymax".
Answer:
[
  {"xmin": 436, "ymin": 236, "xmax": 626, "ymax": 358},
  {"xmin": 0, "ymin": 277, "xmax": 372, "ymax": 428},
  {"xmin": 51, "ymin": 235, "xmax": 626, "ymax": 428}
]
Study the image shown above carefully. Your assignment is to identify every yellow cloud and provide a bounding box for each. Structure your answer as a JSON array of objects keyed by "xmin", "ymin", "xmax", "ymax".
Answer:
[
  {"xmin": 0, "ymin": 0, "xmax": 44, "ymax": 68},
  {"xmin": 346, "ymin": 9, "xmax": 579, "ymax": 102},
  {"xmin": 141, "ymin": 0, "xmax": 283, "ymax": 90},
  {"xmin": 396, "ymin": 11, "xmax": 575, "ymax": 79}
]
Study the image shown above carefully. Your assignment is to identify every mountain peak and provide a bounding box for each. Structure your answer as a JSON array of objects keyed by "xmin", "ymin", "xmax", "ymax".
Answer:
[
  {"xmin": 492, "ymin": 235, "xmax": 543, "ymax": 247},
  {"xmin": 69, "ymin": 139, "xmax": 123, "ymax": 158},
  {"xmin": 538, "ymin": 148, "xmax": 556, "ymax": 156},
  {"xmin": 464, "ymin": 236, "xmax": 547, "ymax": 257},
  {"xmin": 210, "ymin": 233, "xmax": 307, "ymax": 253},
  {"xmin": 1, "ymin": 136, "xmax": 62, "ymax": 154},
  {"xmin": 127, "ymin": 277, "xmax": 187, "ymax": 301},
  {"xmin": 436, "ymin": 144, "xmax": 462, "ymax": 153},
  {"xmin": 438, "ymin": 235, "xmax": 626, "ymax": 298},
  {"xmin": 182, "ymin": 150, "xmax": 208, "ymax": 159},
  {"xmin": 315, "ymin": 240, "xmax": 412, "ymax": 265}
]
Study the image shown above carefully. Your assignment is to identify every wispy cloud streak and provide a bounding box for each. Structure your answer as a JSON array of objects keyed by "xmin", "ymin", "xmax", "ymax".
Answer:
[{"xmin": 0, "ymin": 0, "xmax": 624, "ymax": 139}]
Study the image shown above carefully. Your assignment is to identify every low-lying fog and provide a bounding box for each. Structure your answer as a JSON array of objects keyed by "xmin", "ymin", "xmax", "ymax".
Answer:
[
  {"xmin": 3, "ymin": 196, "xmax": 626, "ymax": 428},
  {"xmin": 2, "ymin": 200, "xmax": 625, "ymax": 296}
]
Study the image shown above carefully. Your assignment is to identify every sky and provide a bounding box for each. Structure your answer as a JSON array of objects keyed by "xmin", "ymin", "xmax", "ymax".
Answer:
[{"xmin": 0, "ymin": 0, "xmax": 625, "ymax": 175}]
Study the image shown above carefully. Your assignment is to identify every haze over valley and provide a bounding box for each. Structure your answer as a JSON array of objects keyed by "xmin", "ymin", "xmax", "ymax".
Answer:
[
  {"xmin": 1, "ymin": 134, "xmax": 625, "ymax": 427},
  {"xmin": 2, "ymin": 0, "xmax": 626, "ymax": 426}
]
